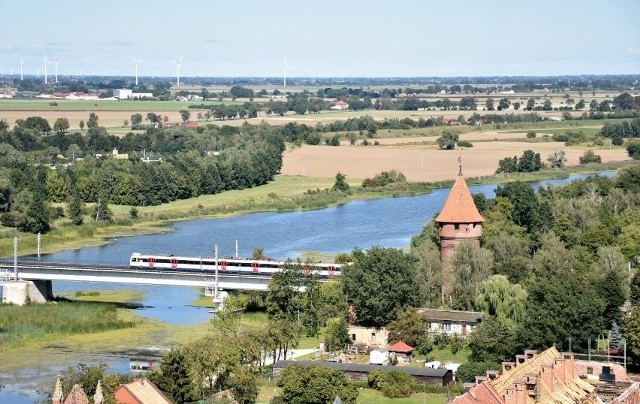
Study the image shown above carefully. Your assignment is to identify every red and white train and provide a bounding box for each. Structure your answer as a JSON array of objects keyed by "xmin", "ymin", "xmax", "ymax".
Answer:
[{"xmin": 129, "ymin": 252, "xmax": 341, "ymax": 278}]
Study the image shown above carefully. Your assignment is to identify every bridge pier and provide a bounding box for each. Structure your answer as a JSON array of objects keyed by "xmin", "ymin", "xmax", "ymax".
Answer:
[{"xmin": 1, "ymin": 280, "xmax": 53, "ymax": 305}]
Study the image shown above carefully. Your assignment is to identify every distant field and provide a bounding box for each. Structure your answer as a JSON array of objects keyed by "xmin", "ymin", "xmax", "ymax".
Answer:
[
  {"xmin": 1, "ymin": 88, "xmax": 634, "ymax": 131},
  {"xmin": 281, "ymin": 130, "xmax": 630, "ymax": 182}
]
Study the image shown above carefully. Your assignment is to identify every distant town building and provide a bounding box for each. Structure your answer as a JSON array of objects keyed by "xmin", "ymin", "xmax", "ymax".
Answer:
[
  {"xmin": 113, "ymin": 89, "xmax": 154, "ymax": 99},
  {"xmin": 330, "ymin": 100, "xmax": 349, "ymax": 110}
]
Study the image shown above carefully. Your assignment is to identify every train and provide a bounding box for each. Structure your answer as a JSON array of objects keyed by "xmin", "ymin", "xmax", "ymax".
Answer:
[{"xmin": 129, "ymin": 252, "xmax": 342, "ymax": 278}]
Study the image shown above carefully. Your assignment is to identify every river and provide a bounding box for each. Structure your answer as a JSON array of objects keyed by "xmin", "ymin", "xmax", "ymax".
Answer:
[{"xmin": 0, "ymin": 171, "xmax": 616, "ymax": 401}]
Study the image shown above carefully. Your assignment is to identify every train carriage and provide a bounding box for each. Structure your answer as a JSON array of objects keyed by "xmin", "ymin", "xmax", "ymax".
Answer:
[{"xmin": 129, "ymin": 252, "xmax": 341, "ymax": 278}]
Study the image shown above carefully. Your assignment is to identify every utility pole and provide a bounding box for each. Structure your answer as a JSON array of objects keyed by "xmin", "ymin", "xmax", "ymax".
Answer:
[
  {"xmin": 13, "ymin": 236, "xmax": 18, "ymax": 280},
  {"xmin": 214, "ymin": 244, "xmax": 219, "ymax": 299}
]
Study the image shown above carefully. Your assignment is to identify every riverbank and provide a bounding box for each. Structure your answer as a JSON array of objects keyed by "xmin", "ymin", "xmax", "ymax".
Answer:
[{"xmin": 0, "ymin": 160, "xmax": 635, "ymax": 258}]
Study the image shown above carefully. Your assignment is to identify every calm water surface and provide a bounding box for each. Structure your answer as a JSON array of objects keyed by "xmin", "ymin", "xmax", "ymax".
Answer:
[{"xmin": 2, "ymin": 172, "xmax": 615, "ymax": 402}]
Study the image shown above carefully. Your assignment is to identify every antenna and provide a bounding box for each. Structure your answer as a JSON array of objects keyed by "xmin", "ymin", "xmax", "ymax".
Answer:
[
  {"xmin": 170, "ymin": 56, "xmax": 183, "ymax": 87},
  {"xmin": 20, "ymin": 59, "xmax": 25, "ymax": 81},
  {"xmin": 283, "ymin": 60, "xmax": 287, "ymax": 87},
  {"xmin": 130, "ymin": 57, "xmax": 142, "ymax": 86}
]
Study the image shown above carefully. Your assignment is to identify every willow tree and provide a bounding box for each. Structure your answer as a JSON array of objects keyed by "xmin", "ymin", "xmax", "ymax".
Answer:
[
  {"xmin": 475, "ymin": 275, "xmax": 527, "ymax": 327},
  {"xmin": 449, "ymin": 241, "xmax": 494, "ymax": 310}
]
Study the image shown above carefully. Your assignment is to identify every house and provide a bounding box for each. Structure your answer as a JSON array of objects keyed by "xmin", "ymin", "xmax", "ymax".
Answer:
[
  {"xmin": 272, "ymin": 360, "xmax": 453, "ymax": 386},
  {"xmin": 387, "ymin": 341, "xmax": 413, "ymax": 362},
  {"xmin": 450, "ymin": 346, "xmax": 640, "ymax": 403},
  {"xmin": 347, "ymin": 325, "xmax": 388, "ymax": 348},
  {"xmin": 330, "ymin": 100, "xmax": 349, "ymax": 110},
  {"xmin": 114, "ymin": 378, "xmax": 172, "ymax": 404},
  {"xmin": 419, "ymin": 308, "xmax": 483, "ymax": 338}
]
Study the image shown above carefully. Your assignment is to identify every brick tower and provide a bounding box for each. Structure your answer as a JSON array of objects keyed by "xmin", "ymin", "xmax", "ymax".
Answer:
[{"xmin": 435, "ymin": 171, "xmax": 484, "ymax": 264}]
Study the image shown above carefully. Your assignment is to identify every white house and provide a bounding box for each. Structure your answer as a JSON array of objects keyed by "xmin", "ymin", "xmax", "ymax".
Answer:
[{"xmin": 419, "ymin": 308, "xmax": 483, "ymax": 338}]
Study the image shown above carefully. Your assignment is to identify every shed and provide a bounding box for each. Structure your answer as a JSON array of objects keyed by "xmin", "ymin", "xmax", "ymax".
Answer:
[
  {"xmin": 388, "ymin": 341, "xmax": 414, "ymax": 362},
  {"xmin": 272, "ymin": 360, "xmax": 453, "ymax": 386}
]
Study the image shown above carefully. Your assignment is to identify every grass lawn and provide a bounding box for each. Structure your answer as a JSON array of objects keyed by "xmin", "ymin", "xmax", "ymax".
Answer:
[
  {"xmin": 57, "ymin": 289, "xmax": 146, "ymax": 304},
  {"xmin": 357, "ymin": 389, "xmax": 448, "ymax": 404}
]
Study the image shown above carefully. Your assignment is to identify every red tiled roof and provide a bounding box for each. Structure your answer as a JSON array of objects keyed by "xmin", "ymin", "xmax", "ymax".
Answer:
[
  {"xmin": 388, "ymin": 341, "xmax": 414, "ymax": 353},
  {"xmin": 435, "ymin": 175, "xmax": 484, "ymax": 223}
]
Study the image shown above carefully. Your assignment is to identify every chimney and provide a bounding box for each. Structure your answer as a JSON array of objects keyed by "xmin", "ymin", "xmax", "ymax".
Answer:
[
  {"xmin": 541, "ymin": 364, "xmax": 554, "ymax": 391},
  {"xmin": 515, "ymin": 354, "xmax": 526, "ymax": 366},
  {"xmin": 504, "ymin": 386, "xmax": 516, "ymax": 404},
  {"xmin": 524, "ymin": 350, "xmax": 538, "ymax": 360},
  {"xmin": 486, "ymin": 370, "xmax": 501, "ymax": 380},
  {"xmin": 515, "ymin": 380, "xmax": 527, "ymax": 404},
  {"xmin": 562, "ymin": 352, "xmax": 575, "ymax": 380},
  {"xmin": 475, "ymin": 376, "xmax": 487, "ymax": 386},
  {"xmin": 553, "ymin": 358, "xmax": 565, "ymax": 384},
  {"xmin": 502, "ymin": 361, "xmax": 515, "ymax": 373}
]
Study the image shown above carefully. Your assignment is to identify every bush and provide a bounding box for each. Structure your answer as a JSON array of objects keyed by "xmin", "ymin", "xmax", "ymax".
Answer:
[
  {"xmin": 362, "ymin": 170, "xmax": 407, "ymax": 188},
  {"xmin": 526, "ymin": 131, "xmax": 536, "ymax": 138},
  {"xmin": 0, "ymin": 212, "xmax": 23, "ymax": 227},
  {"xmin": 579, "ymin": 150, "xmax": 602, "ymax": 164},
  {"xmin": 416, "ymin": 338, "xmax": 434, "ymax": 355},
  {"xmin": 627, "ymin": 139, "xmax": 640, "ymax": 160},
  {"xmin": 449, "ymin": 335, "xmax": 465, "ymax": 354},
  {"xmin": 456, "ymin": 362, "xmax": 501, "ymax": 383},
  {"xmin": 368, "ymin": 370, "xmax": 414, "ymax": 398},
  {"xmin": 457, "ymin": 140, "xmax": 473, "ymax": 148}
]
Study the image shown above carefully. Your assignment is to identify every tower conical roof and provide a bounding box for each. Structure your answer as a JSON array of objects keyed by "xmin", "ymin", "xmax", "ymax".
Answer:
[{"xmin": 435, "ymin": 175, "xmax": 484, "ymax": 223}]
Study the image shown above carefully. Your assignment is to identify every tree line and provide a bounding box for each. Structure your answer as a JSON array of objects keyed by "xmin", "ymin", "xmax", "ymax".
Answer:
[{"xmin": 0, "ymin": 121, "xmax": 288, "ymax": 232}]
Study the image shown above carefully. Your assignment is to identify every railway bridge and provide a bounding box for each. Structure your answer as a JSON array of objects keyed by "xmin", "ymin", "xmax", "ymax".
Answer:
[{"xmin": 0, "ymin": 260, "xmax": 282, "ymax": 305}]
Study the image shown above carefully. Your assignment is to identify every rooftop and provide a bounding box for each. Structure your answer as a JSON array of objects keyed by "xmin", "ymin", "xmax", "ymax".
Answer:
[{"xmin": 435, "ymin": 174, "xmax": 484, "ymax": 224}]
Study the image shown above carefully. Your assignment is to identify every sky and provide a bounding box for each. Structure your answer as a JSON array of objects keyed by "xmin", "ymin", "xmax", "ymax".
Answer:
[{"xmin": 0, "ymin": 0, "xmax": 639, "ymax": 78}]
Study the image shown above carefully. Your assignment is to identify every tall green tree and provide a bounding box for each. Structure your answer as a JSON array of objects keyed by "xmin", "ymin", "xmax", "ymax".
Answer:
[
  {"xmin": 622, "ymin": 307, "xmax": 640, "ymax": 364},
  {"xmin": 468, "ymin": 316, "xmax": 518, "ymax": 363},
  {"xmin": 449, "ymin": 242, "xmax": 494, "ymax": 310},
  {"xmin": 386, "ymin": 308, "xmax": 428, "ymax": 348},
  {"xmin": 475, "ymin": 275, "xmax": 527, "ymax": 327},
  {"xmin": 87, "ymin": 112, "xmax": 99, "ymax": 128},
  {"xmin": 342, "ymin": 246, "xmax": 421, "ymax": 328},
  {"xmin": 518, "ymin": 271, "xmax": 605, "ymax": 352},
  {"xmin": 152, "ymin": 348, "xmax": 197, "ymax": 404}
]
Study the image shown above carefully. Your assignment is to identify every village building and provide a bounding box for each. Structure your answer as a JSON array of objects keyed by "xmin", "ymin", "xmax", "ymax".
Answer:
[
  {"xmin": 114, "ymin": 378, "xmax": 172, "ymax": 404},
  {"xmin": 450, "ymin": 346, "xmax": 640, "ymax": 403},
  {"xmin": 347, "ymin": 325, "xmax": 388, "ymax": 349},
  {"xmin": 419, "ymin": 308, "xmax": 483, "ymax": 338},
  {"xmin": 387, "ymin": 341, "xmax": 414, "ymax": 362},
  {"xmin": 272, "ymin": 360, "xmax": 453, "ymax": 386}
]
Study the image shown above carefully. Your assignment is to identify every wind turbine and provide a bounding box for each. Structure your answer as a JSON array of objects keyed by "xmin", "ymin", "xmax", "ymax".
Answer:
[
  {"xmin": 283, "ymin": 60, "xmax": 287, "ymax": 87},
  {"xmin": 43, "ymin": 53, "xmax": 52, "ymax": 85},
  {"xmin": 20, "ymin": 59, "xmax": 25, "ymax": 81},
  {"xmin": 170, "ymin": 56, "xmax": 183, "ymax": 87},
  {"xmin": 131, "ymin": 57, "xmax": 142, "ymax": 86}
]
